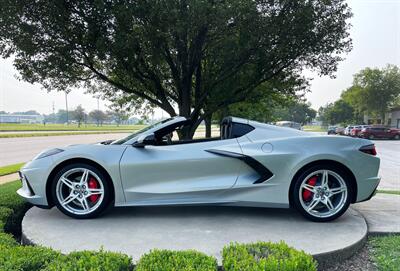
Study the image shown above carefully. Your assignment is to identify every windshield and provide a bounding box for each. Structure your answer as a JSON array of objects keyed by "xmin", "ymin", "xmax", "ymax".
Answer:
[{"xmin": 112, "ymin": 118, "xmax": 174, "ymax": 145}]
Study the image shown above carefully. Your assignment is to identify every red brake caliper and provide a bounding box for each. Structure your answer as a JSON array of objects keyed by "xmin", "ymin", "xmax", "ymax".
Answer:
[
  {"xmin": 88, "ymin": 178, "xmax": 99, "ymax": 203},
  {"xmin": 302, "ymin": 176, "xmax": 317, "ymax": 201}
]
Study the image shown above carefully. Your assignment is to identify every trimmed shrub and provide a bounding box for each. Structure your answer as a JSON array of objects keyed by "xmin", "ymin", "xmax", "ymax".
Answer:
[
  {"xmin": 0, "ymin": 245, "xmax": 60, "ymax": 271},
  {"xmin": 0, "ymin": 181, "xmax": 31, "ymax": 236},
  {"xmin": 0, "ymin": 232, "xmax": 18, "ymax": 247},
  {"xmin": 222, "ymin": 241, "xmax": 317, "ymax": 271},
  {"xmin": 0, "ymin": 206, "xmax": 13, "ymax": 231},
  {"xmin": 136, "ymin": 249, "xmax": 218, "ymax": 271},
  {"xmin": 43, "ymin": 250, "xmax": 133, "ymax": 271}
]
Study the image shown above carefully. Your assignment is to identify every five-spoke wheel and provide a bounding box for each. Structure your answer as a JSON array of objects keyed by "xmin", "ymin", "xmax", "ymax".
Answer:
[
  {"xmin": 293, "ymin": 165, "xmax": 352, "ymax": 222},
  {"xmin": 51, "ymin": 163, "xmax": 111, "ymax": 219}
]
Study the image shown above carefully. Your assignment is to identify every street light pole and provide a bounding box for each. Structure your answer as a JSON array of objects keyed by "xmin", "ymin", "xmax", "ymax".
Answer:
[{"xmin": 65, "ymin": 91, "xmax": 69, "ymax": 125}]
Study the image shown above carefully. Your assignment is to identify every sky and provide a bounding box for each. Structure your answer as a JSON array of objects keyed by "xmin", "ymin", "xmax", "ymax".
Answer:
[{"xmin": 0, "ymin": 0, "xmax": 399, "ymax": 116}]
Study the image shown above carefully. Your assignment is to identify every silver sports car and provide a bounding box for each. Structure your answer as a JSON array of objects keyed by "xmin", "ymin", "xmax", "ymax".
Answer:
[{"xmin": 18, "ymin": 117, "xmax": 380, "ymax": 222}]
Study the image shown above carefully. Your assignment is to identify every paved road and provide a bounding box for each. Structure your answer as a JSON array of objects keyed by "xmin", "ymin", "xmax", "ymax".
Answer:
[
  {"xmin": 0, "ymin": 133, "xmax": 128, "ymax": 166},
  {"xmin": 0, "ymin": 133, "xmax": 398, "ymax": 190},
  {"xmin": 374, "ymin": 140, "xmax": 400, "ymax": 190}
]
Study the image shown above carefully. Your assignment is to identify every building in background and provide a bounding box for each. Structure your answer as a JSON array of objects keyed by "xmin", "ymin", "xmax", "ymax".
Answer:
[
  {"xmin": 0, "ymin": 114, "xmax": 44, "ymax": 124},
  {"xmin": 363, "ymin": 108, "xmax": 400, "ymax": 128}
]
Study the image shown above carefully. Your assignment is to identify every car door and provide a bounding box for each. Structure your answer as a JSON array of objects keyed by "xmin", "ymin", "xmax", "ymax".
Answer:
[{"xmin": 119, "ymin": 138, "xmax": 244, "ymax": 204}]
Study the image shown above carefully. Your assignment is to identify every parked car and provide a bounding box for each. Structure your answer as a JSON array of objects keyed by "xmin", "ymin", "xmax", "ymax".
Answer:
[
  {"xmin": 18, "ymin": 116, "xmax": 380, "ymax": 222},
  {"xmin": 344, "ymin": 126, "xmax": 354, "ymax": 136},
  {"xmin": 335, "ymin": 127, "xmax": 345, "ymax": 135},
  {"xmin": 350, "ymin": 125, "xmax": 370, "ymax": 137},
  {"xmin": 275, "ymin": 121, "xmax": 302, "ymax": 130},
  {"xmin": 359, "ymin": 126, "xmax": 400, "ymax": 140},
  {"xmin": 327, "ymin": 126, "xmax": 337, "ymax": 135}
]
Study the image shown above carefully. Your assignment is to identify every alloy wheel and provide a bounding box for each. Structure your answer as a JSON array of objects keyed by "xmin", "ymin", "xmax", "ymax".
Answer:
[
  {"xmin": 299, "ymin": 170, "xmax": 348, "ymax": 218},
  {"xmin": 55, "ymin": 168, "xmax": 105, "ymax": 215}
]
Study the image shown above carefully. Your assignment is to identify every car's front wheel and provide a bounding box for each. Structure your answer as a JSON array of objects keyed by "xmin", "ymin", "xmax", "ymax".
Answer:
[
  {"xmin": 292, "ymin": 165, "xmax": 352, "ymax": 222},
  {"xmin": 51, "ymin": 163, "xmax": 112, "ymax": 219}
]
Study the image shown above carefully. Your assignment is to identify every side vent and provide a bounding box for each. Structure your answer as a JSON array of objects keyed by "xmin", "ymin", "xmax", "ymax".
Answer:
[{"xmin": 206, "ymin": 149, "xmax": 273, "ymax": 184}]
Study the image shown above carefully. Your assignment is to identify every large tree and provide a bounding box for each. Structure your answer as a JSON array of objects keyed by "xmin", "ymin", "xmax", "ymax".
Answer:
[
  {"xmin": 352, "ymin": 65, "xmax": 400, "ymax": 123},
  {"xmin": 0, "ymin": 0, "xmax": 352, "ymax": 138}
]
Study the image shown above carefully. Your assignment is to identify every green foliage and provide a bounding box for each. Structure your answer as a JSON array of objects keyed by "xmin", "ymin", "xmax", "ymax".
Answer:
[
  {"xmin": 370, "ymin": 235, "xmax": 400, "ymax": 271},
  {"xmin": 321, "ymin": 99, "xmax": 355, "ymax": 125},
  {"xmin": 352, "ymin": 65, "xmax": 400, "ymax": 123},
  {"xmin": 0, "ymin": 163, "xmax": 24, "ymax": 176},
  {"xmin": 0, "ymin": 232, "xmax": 18, "ymax": 247},
  {"xmin": 0, "ymin": 245, "xmax": 61, "ymax": 271},
  {"xmin": 0, "ymin": 181, "xmax": 30, "ymax": 236},
  {"xmin": 0, "ymin": 206, "xmax": 13, "ymax": 231},
  {"xmin": 44, "ymin": 250, "xmax": 133, "ymax": 271},
  {"xmin": 222, "ymin": 241, "xmax": 317, "ymax": 271},
  {"xmin": 136, "ymin": 249, "xmax": 217, "ymax": 271}
]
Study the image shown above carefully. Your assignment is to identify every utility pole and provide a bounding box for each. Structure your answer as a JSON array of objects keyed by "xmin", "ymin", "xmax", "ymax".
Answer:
[
  {"xmin": 65, "ymin": 91, "xmax": 69, "ymax": 125},
  {"xmin": 97, "ymin": 97, "xmax": 100, "ymax": 111}
]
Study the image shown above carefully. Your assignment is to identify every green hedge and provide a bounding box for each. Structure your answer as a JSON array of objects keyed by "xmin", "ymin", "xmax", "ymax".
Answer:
[
  {"xmin": 136, "ymin": 249, "xmax": 218, "ymax": 271},
  {"xmin": 43, "ymin": 250, "xmax": 133, "ymax": 271},
  {"xmin": 0, "ymin": 181, "xmax": 31, "ymax": 236},
  {"xmin": 0, "ymin": 245, "xmax": 60, "ymax": 271},
  {"xmin": 222, "ymin": 241, "xmax": 317, "ymax": 271},
  {"xmin": 0, "ymin": 232, "xmax": 18, "ymax": 247}
]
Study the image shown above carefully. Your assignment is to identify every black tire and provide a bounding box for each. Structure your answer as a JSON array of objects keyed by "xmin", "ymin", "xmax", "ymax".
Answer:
[
  {"xmin": 393, "ymin": 134, "xmax": 400, "ymax": 140},
  {"xmin": 292, "ymin": 164, "xmax": 353, "ymax": 222},
  {"xmin": 51, "ymin": 163, "xmax": 112, "ymax": 219},
  {"xmin": 368, "ymin": 134, "xmax": 374, "ymax": 140}
]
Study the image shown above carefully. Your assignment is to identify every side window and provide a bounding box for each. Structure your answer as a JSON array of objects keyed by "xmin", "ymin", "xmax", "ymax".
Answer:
[{"xmin": 230, "ymin": 123, "xmax": 255, "ymax": 138}]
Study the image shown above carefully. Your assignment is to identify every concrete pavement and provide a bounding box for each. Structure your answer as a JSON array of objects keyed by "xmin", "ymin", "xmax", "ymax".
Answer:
[
  {"xmin": 22, "ymin": 206, "xmax": 367, "ymax": 267},
  {"xmin": 353, "ymin": 193, "xmax": 400, "ymax": 234}
]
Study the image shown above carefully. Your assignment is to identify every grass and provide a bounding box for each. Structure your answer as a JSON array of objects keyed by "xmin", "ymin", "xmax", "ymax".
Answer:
[
  {"xmin": 0, "ymin": 123, "xmax": 145, "ymax": 132},
  {"xmin": 377, "ymin": 190, "xmax": 400, "ymax": 196},
  {"xmin": 302, "ymin": 125, "xmax": 327, "ymax": 132},
  {"xmin": 0, "ymin": 131, "xmax": 131, "ymax": 138},
  {"xmin": 0, "ymin": 163, "xmax": 24, "ymax": 177},
  {"xmin": 370, "ymin": 235, "xmax": 400, "ymax": 271}
]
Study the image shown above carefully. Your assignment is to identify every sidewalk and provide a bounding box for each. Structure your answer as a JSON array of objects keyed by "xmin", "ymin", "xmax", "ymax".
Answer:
[
  {"xmin": 0, "ymin": 173, "xmax": 19, "ymax": 185},
  {"xmin": 353, "ymin": 193, "xmax": 400, "ymax": 234}
]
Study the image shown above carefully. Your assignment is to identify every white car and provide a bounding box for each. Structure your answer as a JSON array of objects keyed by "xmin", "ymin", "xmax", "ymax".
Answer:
[
  {"xmin": 344, "ymin": 125, "xmax": 355, "ymax": 136},
  {"xmin": 18, "ymin": 117, "xmax": 380, "ymax": 222}
]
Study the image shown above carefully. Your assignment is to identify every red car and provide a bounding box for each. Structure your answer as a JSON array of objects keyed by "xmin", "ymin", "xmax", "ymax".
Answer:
[
  {"xmin": 359, "ymin": 127, "xmax": 400, "ymax": 140},
  {"xmin": 350, "ymin": 125, "xmax": 370, "ymax": 137}
]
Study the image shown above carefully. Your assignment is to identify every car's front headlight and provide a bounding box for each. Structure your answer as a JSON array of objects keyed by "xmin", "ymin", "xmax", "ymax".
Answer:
[{"xmin": 34, "ymin": 148, "xmax": 64, "ymax": 160}]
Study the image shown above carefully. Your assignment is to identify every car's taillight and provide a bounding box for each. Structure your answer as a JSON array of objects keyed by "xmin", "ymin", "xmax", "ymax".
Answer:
[{"xmin": 359, "ymin": 144, "xmax": 377, "ymax": 156}]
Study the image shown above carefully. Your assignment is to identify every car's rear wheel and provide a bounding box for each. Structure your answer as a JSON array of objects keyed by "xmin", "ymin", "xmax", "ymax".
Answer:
[
  {"xmin": 292, "ymin": 165, "xmax": 352, "ymax": 222},
  {"xmin": 368, "ymin": 134, "xmax": 374, "ymax": 140},
  {"xmin": 394, "ymin": 134, "xmax": 400, "ymax": 140},
  {"xmin": 51, "ymin": 163, "xmax": 112, "ymax": 219}
]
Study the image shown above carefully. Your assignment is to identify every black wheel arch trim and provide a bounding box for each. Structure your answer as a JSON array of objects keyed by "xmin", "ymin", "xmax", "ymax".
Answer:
[{"xmin": 206, "ymin": 149, "xmax": 274, "ymax": 184}]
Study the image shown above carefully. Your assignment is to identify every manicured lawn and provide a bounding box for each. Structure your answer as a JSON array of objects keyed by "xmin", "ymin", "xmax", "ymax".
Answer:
[
  {"xmin": 0, "ymin": 163, "xmax": 24, "ymax": 177},
  {"xmin": 377, "ymin": 190, "xmax": 400, "ymax": 196},
  {"xmin": 0, "ymin": 123, "xmax": 145, "ymax": 132},
  {"xmin": 370, "ymin": 235, "xmax": 400, "ymax": 271},
  {"xmin": 0, "ymin": 131, "xmax": 130, "ymax": 138},
  {"xmin": 302, "ymin": 125, "xmax": 327, "ymax": 132}
]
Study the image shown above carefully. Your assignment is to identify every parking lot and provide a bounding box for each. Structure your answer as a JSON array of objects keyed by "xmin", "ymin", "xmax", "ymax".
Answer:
[{"xmin": 374, "ymin": 139, "xmax": 400, "ymax": 190}]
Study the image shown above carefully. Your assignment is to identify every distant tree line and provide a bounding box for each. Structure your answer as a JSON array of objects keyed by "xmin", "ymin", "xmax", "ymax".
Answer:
[
  {"xmin": 318, "ymin": 65, "xmax": 400, "ymax": 126},
  {"xmin": 43, "ymin": 105, "xmax": 131, "ymax": 127}
]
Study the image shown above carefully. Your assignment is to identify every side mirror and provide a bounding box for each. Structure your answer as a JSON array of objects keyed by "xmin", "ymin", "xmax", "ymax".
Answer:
[{"xmin": 133, "ymin": 133, "xmax": 156, "ymax": 147}]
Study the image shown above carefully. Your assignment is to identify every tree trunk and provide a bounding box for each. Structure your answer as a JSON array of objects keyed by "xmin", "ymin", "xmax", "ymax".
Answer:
[{"xmin": 204, "ymin": 114, "xmax": 212, "ymax": 138}]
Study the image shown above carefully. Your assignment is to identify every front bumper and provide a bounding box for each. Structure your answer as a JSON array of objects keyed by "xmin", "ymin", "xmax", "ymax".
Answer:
[{"xmin": 17, "ymin": 159, "xmax": 51, "ymax": 207}]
